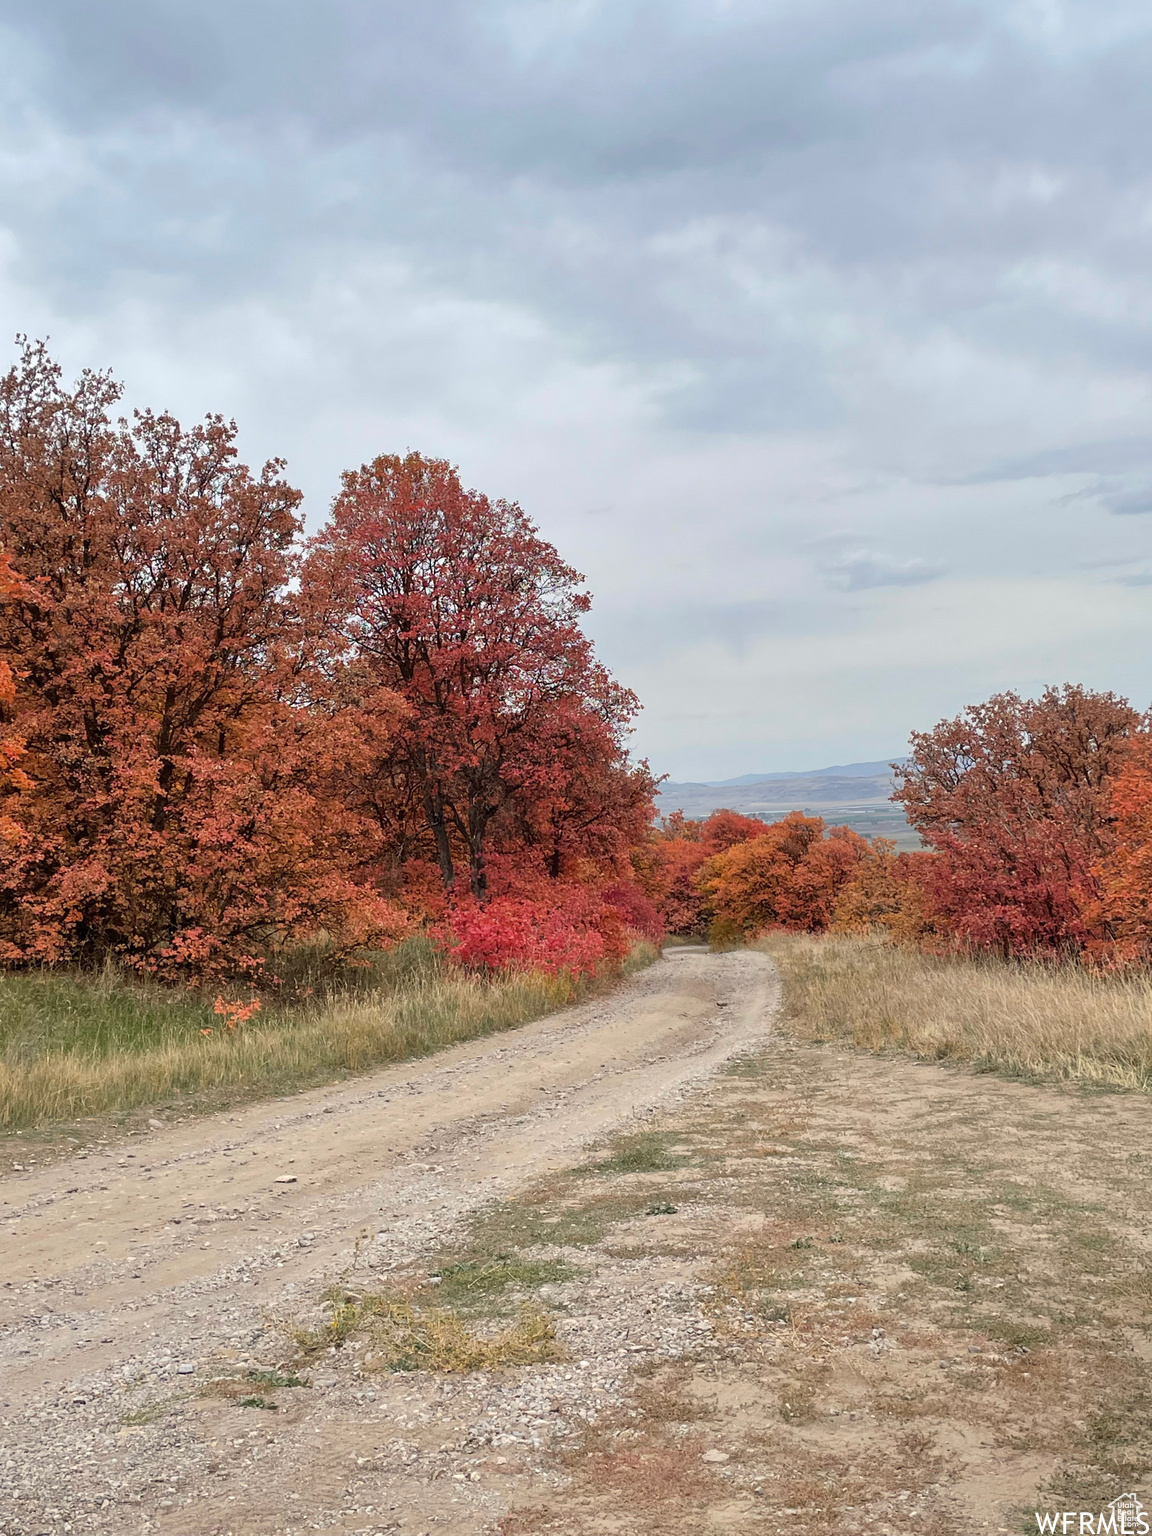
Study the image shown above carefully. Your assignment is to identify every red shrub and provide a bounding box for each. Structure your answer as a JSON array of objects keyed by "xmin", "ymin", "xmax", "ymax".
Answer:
[
  {"xmin": 436, "ymin": 890, "xmax": 624, "ymax": 977},
  {"xmin": 601, "ymin": 881, "xmax": 664, "ymax": 944}
]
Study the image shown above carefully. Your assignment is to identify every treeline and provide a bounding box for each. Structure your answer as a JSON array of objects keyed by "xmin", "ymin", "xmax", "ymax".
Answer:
[
  {"xmin": 0, "ymin": 343, "xmax": 657, "ymax": 983},
  {"xmin": 646, "ymin": 684, "xmax": 1152, "ymax": 965},
  {"xmin": 3, "ymin": 344, "xmax": 1150, "ymax": 988}
]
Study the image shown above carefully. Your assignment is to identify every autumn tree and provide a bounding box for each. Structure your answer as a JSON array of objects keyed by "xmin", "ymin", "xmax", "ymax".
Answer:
[
  {"xmin": 699, "ymin": 808, "xmax": 770, "ymax": 854},
  {"xmin": 697, "ymin": 812, "xmax": 856, "ymax": 939},
  {"xmin": 893, "ymin": 685, "xmax": 1141, "ymax": 956},
  {"xmin": 0, "ymin": 550, "xmax": 32, "ymax": 845},
  {"xmin": 1100, "ymin": 733, "xmax": 1152, "ymax": 962},
  {"xmin": 0, "ymin": 341, "xmax": 398, "ymax": 976},
  {"xmin": 639, "ymin": 835, "xmax": 711, "ymax": 936},
  {"xmin": 641, "ymin": 809, "xmax": 768, "ymax": 935},
  {"xmin": 831, "ymin": 839, "xmax": 938, "ymax": 942},
  {"xmin": 778, "ymin": 825, "xmax": 869, "ymax": 930},
  {"xmin": 490, "ymin": 695, "xmax": 658, "ymax": 884},
  {"xmin": 305, "ymin": 452, "xmax": 651, "ymax": 900},
  {"xmin": 655, "ymin": 810, "xmax": 701, "ymax": 842}
]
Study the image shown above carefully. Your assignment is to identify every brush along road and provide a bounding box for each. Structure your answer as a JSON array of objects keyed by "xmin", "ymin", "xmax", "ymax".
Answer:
[{"xmin": 0, "ymin": 946, "xmax": 777, "ymax": 1535}]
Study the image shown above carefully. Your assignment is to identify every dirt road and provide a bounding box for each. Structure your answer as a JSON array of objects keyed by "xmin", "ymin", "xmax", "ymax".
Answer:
[{"xmin": 0, "ymin": 947, "xmax": 778, "ymax": 1535}]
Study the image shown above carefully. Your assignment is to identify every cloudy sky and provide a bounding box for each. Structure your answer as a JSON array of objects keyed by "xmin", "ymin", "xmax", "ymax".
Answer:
[{"xmin": 2, "ymin": 0, "xmax": 1150, "ymax": 780}]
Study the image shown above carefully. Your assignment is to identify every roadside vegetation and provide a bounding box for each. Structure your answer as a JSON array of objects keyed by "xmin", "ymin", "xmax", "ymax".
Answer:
[
  {"xmin": 0, "ymin": 938, "xmax": 658, "ymax": 1133},
  {"xmin": 762, "ymin": 932, "xmax": 1152, "ymax": 1092}
]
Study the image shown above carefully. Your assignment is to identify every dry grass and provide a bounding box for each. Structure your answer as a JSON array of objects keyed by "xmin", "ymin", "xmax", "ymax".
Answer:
[
  {"xmin": 291, "ymin": 1285, "xmax": 563, "ymax": 1373},
  {"xmin": 492, "ymin": 1034, "xmax": 1152, "ymax": 1532},
  {"xmin": 0, "ymin": 941, "xmax": 660, "ymax": 1132},
  {"xmin": 760, "ymin": 931, "xmax": 1152, "ymax": 1090}
]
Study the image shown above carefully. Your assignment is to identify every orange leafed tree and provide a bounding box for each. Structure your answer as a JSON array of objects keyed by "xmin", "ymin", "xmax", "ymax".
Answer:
[
  {"xmin": 778, "ymin": 825, "xmax": 869, "ymax": 930},
  {"xmin": 697, "ymin": 813, "xmax": 865, "ymax": 939},
  {"xmin": 1101, "ymin": 733, "xmax": 1152, "ymax": 962},
  {"xmin": 831, "ymin": 838, "xmax": 938, "ymax": 943},
  {"xmin": 642, "ymin": 809, "xmax": 770, "ymax": 936},
  {"xmin": 0, "ymin": 341, "xmax": 403, "ymax": 977}
]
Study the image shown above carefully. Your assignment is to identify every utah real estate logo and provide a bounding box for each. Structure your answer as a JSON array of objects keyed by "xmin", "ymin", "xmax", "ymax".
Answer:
[{"xmin": 1036, "ymin": 1493, "xmax": 1149, "ymax": 1534}]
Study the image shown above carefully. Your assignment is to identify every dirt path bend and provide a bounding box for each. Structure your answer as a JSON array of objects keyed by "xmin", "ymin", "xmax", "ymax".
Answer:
[{"xmin": 1, "ymin": 947, "xmax": 778, "ymax": 1534}]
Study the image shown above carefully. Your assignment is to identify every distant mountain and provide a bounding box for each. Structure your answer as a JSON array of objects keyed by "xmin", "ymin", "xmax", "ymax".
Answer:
[
  {"xmin": 655, "ymin": 757, "xmax": 920, "ymax": 849},
  {"xmin": 706, "ymin": 759, "xmax": 905, "ymax": 787}
]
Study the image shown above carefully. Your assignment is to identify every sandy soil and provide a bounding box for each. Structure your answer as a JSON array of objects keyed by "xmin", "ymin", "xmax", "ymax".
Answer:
[
  {"xmin": 0, "ymin": 947, "xmax": 778, "ymax": 1535},
  {"xmin": 7, "ymin": 942, "xmax": 1148, "ymax": 1536}
]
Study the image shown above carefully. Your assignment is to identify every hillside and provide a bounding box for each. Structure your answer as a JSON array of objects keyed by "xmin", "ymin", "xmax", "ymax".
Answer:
[{"xmin": 656, "ymin": 759, "xmax": 921, "ymax": 849}]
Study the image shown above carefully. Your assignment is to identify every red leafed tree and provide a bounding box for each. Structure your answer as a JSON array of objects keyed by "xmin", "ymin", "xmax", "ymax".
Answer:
[
  {"xmin": 699, "ymin": 808, "xmax": 770, "ymax": 854},
  {"xmin": 777, "ymin": 825, "xmax": 869, "ymax": 930},
  {"xmin": 305, "ymin": 452, "xmax": 652, "ymax": 899},
  {"xmin": 0, "ymin": 550, "xmax": 32, "ymax": 845},
  {"xmin": 491, "ymin": 695, "xmax": 658, "ymax": 883},
  {"xmin": 894, "ymin": 685, "xmax": 1141, "ymax": 956},
  {"xmin": 634, "ymin": 833, "xmax": 711, "ymax": 936},
  {"xmin": 0, "ymin": 341, "xmax": 402, "ymax": 976},
  {"xmin": 436, "ymin": 881, "xmax": 635, "ymax": 978}
]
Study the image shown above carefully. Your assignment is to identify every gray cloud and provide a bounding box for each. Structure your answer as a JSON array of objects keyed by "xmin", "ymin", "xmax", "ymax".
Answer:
[
  {"xmin": 826, "ymin": 549, "xmax": 946, "ymax": 591},
  {"xmin": 2, "ymin": 0, "xmax": 1152, "ymax": 776},
  {"xmin": 1097, "ymin": 484, "xmax": 1152, "ymax": 516}
]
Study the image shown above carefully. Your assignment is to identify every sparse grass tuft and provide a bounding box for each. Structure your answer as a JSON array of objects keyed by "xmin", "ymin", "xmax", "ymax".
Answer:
[
  {"xmin": 290, "ymin": 1285, "xmax": 563, "ymax": 1373},
  {"xmin": 430, "ymin": 1256, "xmax": 577, "ymax": 1314},
  {"xmin": 584, "ymin": 1131, "xmax": 690, "ymax": 1177},
  {"xmin": 762, "ymin": 931, "xmax": 1152, "ymax": 1091},
  {"xmin": 119, "ymin": 1399, "xmax": 173, "ymax": 1426}
]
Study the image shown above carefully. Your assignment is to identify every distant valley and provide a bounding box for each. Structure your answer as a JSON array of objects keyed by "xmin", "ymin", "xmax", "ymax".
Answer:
[{"xmin": 656, "ymin": 758, "xmax": 922, "ymax": 849}]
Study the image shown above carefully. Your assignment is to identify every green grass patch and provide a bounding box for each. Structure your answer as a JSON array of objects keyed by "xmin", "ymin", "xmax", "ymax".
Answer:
[
  {"xmin": 582, "ymin": 1131, "xmax": 692, "ymax": 1177},
  {"xmin": 429, "ymin": 1256, "xmax": 578, "ymax": 1314},
  {"xmin": 245, "ymin": 1369, "xmax": 308, "ymax": 1389}
]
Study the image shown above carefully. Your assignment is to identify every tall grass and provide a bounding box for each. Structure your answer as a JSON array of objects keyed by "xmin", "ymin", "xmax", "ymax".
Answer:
[
  {"xmin": 760, "ymin": 932, "xmax": 1152, "ymax": 1091},
  {"xmin": 0, "ymin": 940, "xmax": 660, "ymax": 1132}
]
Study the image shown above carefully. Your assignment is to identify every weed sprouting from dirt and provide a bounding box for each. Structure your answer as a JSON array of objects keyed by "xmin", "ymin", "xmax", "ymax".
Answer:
[
  {"xmin": 198, "ymin": 1368, "xmax": 310, "ymax": 1408},
  {"xmin": 118, "ymin": 1399, "xmax": 173, "ymax": 1426},
  {"xmin": 290, "ymin": 1285, "xmax": 563, "ymax": 1373},
  {"xmin": 245, "ymin": 1368, "xmax": 308, "ymax": 1389},
  {"xmin": 429, "ymin": 1256, "xmax": 578, "ymax": 1313},
  {"xmin": 583, "ymin": 1131, "xmax": 691, "ymax": 1176}
]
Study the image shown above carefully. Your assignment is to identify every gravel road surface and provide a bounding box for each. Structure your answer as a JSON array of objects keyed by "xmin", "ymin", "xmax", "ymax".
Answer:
[{"xmin": 1, "ymin": 947, "xmax": 779, "ymax": 1536}]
